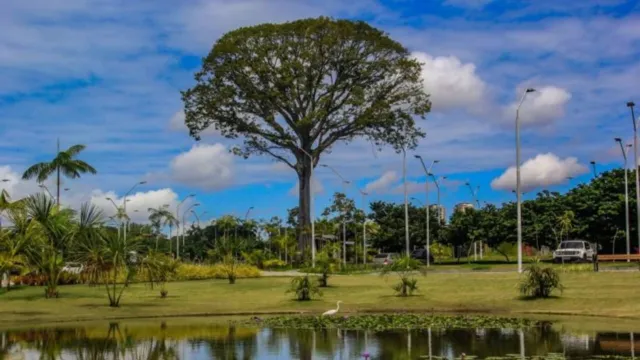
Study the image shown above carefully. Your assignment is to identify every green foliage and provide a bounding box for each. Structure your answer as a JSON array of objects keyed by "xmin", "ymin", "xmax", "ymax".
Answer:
[
  {"xmin": 240, "ymin": 314, "xmax": 538, "ymax": 331},
  {"xmin": 263, "ymin": 259, "xmax": 287, "ymax": 270},
  {"xmin": 380, "ymin": 255, "xmax": 425, "ymax": 297},
  {"xmin": 140, "ymin": 252, "xmax": 179, "ymax": 298},
  {"xmin": 315, "ymin": 244, "xmax": 340, "ymax": 287},
  {"xmin": 494, "ymin": 242, "xmax": 517, "ymax": 262},
  {"xmin": 429, "ymin": 242, "xmax": 451, "ymax": 263},
  {"xmin": 519, "ymin": 263, "xmax": 563, "ymax": 298},
  {"xmin": 287, "ymin": 275, "xmax": 322, "ymax": 301},
  {"xmin": 241, "ymin": 249, "xmax": 267, "ymax": 269}
]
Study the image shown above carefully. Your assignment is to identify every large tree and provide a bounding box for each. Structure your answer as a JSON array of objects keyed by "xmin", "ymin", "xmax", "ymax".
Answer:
[{"xmin": 182, "ymin": 17, "xmax": 430, "ymax": 251}]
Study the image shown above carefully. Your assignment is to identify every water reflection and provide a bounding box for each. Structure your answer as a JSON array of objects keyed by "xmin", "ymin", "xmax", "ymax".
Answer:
[{"xmin": 1, "ymin": 321, "xmax": 640, "ymax": 359}]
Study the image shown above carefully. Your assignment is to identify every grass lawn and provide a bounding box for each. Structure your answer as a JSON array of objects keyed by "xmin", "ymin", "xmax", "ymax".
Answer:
[{"xmin": 1, "ymin": 271, "xmax": 639, "ymax": 328}]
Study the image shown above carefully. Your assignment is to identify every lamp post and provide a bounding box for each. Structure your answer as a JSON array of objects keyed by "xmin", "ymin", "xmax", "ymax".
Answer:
[
  {"xmin": 321, "ymin": 164, "xmax": 350, "ymax": 266},
  {"xmin": 464, "ymin": 181, "xmax": 480, "ymax": 207},
  {"xmin": 415, "ymin": 156, "xmax": 438, "ymax": 267},
  {"xmin": 290, "ymin": 145, "xmax": 317, "ymax": 268},
  {"xmin": 176, "ymin": 193, "xmax": 195, "ymax": 256},
  {"xmin": 122, "ymin": 180, "xmax": 146, "ymax": 245},
  {"xmin": 180, "ymin": 203, "xmax": 200, "ymax": 259},
  {"xmin": 627, "ymin": 102, "xmax": 639, "ymax": 254},
  {"xmin": 402, "ymin": 147, "xmax": 410, "ymax": 257},
  {"xmin": 615, "ymin": 138, "xmax": 632, "ymax": 262},
  {"xmin": 39, "ymin": 184, "xmax": 54, "ymax": 199},
  {"xmin": 516, "ymin": 87, "xmax": 536, "ymax": 273},
  {"xmin": 429, "ymin": 174, "xmax": 447, "ymax": 224},
  {"xmin": 589, "ymin": 161, "xmax": 598, "ymax": 179},
  {"xmin": 192, "ymin": 210, "xmax": 207, "ymax": 228},
  {"xmin": 359, "ymin": 190, "xmax": 368, "ymax": 266}
]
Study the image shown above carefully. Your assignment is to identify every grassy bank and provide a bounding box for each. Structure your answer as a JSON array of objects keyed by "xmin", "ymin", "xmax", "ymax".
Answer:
[{"xmin": 1, "ymin": 271, "xmax": 639, "ymax": 328}]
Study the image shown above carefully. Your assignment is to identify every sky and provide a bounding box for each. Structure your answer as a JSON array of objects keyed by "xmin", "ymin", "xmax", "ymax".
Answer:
[{"xmin": 1, "ymin": 0, "xmax": 639, "ymax": 229}]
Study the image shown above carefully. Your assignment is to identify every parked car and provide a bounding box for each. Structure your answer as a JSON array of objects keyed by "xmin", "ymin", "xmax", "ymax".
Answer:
[
  {"xmin": 553, "ymin": 240, "xmax": 595, "ymax": 263},
  {"xmin": 372, "ymin": 253, "xmax": 398, "ymax": 266},
  {"xmin": 410, "ymin": 248, "xmax": 434, "ymax": 264},
  {"xmin": 61, "ymin": 262, "xmax": 84, "ymax": 275}
]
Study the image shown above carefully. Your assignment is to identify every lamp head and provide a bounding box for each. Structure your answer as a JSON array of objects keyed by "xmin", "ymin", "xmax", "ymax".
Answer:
[
  {"xmin": 188, "ymin": 193, "xmax": 195, "ymax": 197},
  {"xmin": 139, "ymin": 181, "xmax": 147, "ymax": 185},
  {"xmin": 39, "ymin": 184, "xmax": 45, "ymax": 188},
  {"xmin": 590, "ymin": 161, "xmax": 596, "ymax": 165},
  {"xmin": 194, "ymin": 203, "xmax": 201, "ymax": 206},
  {"xmin": 434, "ymin": 160, "xmax": 440, "ymax": 163},
  {"xmin": 1, "ymin": 179, "xmax": 9, "ymax": 182},
  {"xmin": 627, "ymin": 101, "xmax": 635, "ymax": 108},
  {"xmin": 64, "ymin": 188, "xmax": 70, "ymax": 191},
  {"xmin": 615, "ymin": 137, "xmax": 622, "ymax": 143},
  {"xmin": 526, "ymin": 88, "xmax": 535, "ymax": 93},
  {"xmin": 105, "ymin": 197, "xmax": 112, "ymax": 201},
  {"xmin": 320, "ymin": 164, "xmax": 328, "ymax": 168},
  {"xmin": 414, "ymin": 155, "xmax": 421, "ymax": 159}
]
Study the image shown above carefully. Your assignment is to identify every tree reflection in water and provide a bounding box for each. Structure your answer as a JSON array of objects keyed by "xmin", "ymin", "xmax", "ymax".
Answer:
[{"xmin": 0, "ymin": 321, "xmax": 639, "ymax": 359}]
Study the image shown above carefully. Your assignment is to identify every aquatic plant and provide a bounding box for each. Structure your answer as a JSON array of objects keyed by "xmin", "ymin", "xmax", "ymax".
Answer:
[{"xmin": 236, "ymin": 314, "xmax": 538, "ymax": 331}]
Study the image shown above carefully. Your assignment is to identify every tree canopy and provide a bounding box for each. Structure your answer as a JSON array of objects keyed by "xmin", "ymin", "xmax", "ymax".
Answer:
[{"xmin": 182, "ymin": 17, "xmax": 430, "ymax": 251}]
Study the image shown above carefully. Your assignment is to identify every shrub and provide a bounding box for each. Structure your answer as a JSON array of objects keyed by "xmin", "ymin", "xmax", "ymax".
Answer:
[
  {"xmin": 429, "ymin": 242, "xmax": 452, "ymax": 263},
  {"xmin": 287, "ymin": 275, "xmax": 322, "ymax": 301},
  {"xmin": 263, "ymin": 259, "xmax": 287, "ymax": 270},
  {"xmin": 495, "ymin": 242, "xmax": 518, "ymax": 262},
  {"xmin": 519, "ymin": 263, "xmax": 563, "ymax": 298},
  {"xmin": 315, "ymin": 248, "xmax": 339, "ymax": 287},
  {"xmin": 558, "ymin": 264, "xmax": 592, "ymax": 273},
  {"xmin": 241, "ymin": 250, "xmax": 267, "ymax": 269},
  {"xmin": 380, "ymin": 256, "xmax": 425, "ymax": 297}
]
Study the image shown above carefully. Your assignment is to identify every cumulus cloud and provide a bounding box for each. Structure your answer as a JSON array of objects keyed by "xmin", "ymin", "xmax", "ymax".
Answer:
[
  {"xmin": 287, "ymin": 178, "xmax": 325, "ymax": 196},
  {"xmin": 168, "ymin": 111, "xmax": 220, "ymax": 137},
  {"xmin": 504, "ymin": 86, "xmax": 572, "ymax": 127},
  {"xmin": 392, "ymin": 180, "xmax": 424, "ymax": 195},
  {"xmin": 491, "ymin": 153, "xmax": 588, "ymax": 192},
  {"xmin": 170, "ymin": 143, "xmax": 235, "ymax": 190},
  {"xmin": 0, "ymin": 165, "xmax": 182, "ymax": 225},
  {"xmin": 364, "ymin": 171, "xmax": 398, "ymax": 194},
  {"xmin": 412, "ymin": 52, "xmax": 487, "ymax": 112}
]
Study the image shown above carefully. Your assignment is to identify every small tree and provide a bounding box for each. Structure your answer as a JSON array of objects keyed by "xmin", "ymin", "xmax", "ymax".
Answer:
[
  {"xmin": 141, "ymin": 251, "xmax": 179, "ymax": 298},
  {"xmin": 315, "ymin": 245, "xmax": 339, "ymax": 287},
  {"xmin": 220, "ymin": 253, "xmax": 238, "ymax": 285},
  {"xmin": 519, "ymin": 263, "xmax": 563, "ymax": 298},
  {"xmin": 380, "ymin": 255, "xmax": 425, "ymax": 297},
  {"xmin": 287, "ymin": 275, "xmax": 322, "ymax": 301}
]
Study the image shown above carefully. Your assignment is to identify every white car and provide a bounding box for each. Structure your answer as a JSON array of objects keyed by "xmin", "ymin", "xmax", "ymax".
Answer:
[
  {"xmin": 553, "ymin": 240, "xmax": 595, "ymax": 263},
  {"xmin": 62, "ymin": 262, "xmax": 84, "ymax": 274}
]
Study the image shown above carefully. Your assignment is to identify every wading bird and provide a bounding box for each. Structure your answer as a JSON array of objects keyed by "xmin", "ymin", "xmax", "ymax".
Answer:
[{"xmin": 322, "ymin": 300, "xmax": 342, "ymax": 316}]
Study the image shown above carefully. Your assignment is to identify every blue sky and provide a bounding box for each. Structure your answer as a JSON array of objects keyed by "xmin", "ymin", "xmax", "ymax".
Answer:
[{"xmin": 0, "ymin": 0, "xmax": 639, "ymax": 227}]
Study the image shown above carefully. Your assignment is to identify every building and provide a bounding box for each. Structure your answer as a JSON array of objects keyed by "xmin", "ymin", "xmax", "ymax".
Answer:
[
  {"xmin": 454, "ymin": 202, "xmax": 475, "ymax": 213},
  {"xmin": 429, "ymin": 204, "xmax": 446, "ymax": 224}
]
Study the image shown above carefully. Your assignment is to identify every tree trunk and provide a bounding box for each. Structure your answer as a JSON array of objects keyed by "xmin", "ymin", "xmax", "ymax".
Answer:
[{"xmin": 297, "ymin": 159, "xmax": 312, "ymax": 254}]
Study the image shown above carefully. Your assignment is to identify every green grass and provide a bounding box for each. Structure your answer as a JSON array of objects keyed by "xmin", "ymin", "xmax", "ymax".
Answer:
[{"xmin": 1, "ymin": 271, "xmax": 639, "ymax": 329}]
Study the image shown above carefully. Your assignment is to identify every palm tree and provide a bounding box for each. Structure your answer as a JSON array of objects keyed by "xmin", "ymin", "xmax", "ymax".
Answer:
[
  {"xmin": 148, "ymin": 205, "xmax": 176, "ymax": 251},
  {"xmin": 0, "ymin": 203, "xmax": 39, "ymax": 291},
  {"xmin": 21, "ymin": 141, "xmax": 96, "ymax": 207}
]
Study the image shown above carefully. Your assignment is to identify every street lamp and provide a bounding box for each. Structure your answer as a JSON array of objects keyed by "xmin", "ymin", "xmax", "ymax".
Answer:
[
  {"xmin": 627, "ymin": 101, "xmax": 639, "ymax": 254},
  {"xmin": 192, "ymin": 210, "xmax": 207, "ymax": 228},
  {"xmin": 321, "ymin": 164, "xmax": 350, "ymax": 266},
  {"xmin": 615, "ymin": 137, "xmax": 632, "ymax": 262},
  {"xmin": 464, "ymin": 181, "xmax": 480, "ymax": 207},
  {"xmin": 180, "ymin": 203, "xmax": 200, "ymax": 258},
  {"xmin": 176, "ymin": 193, "xmax": 195, "ymax": 251},
  {"xmin": 415, "ymin": 156, "xmax": 438, "ymax": 267},
  {"xmin": 516, "ymin": 87, "xmax": 535, "ymax": 273},
  {"xmin": 288, "ymin": 142, "xmax": 317, "ymax": 268},
  {"xmin": 359, "ymin": 190, "xmax": 368, "ymax": 266},
  {"xmin": 122, "ymin": 180, "xmax": 146, "ymax": 244},
  {"xmin": 39, "ymin": 184, "xmax": 54, "ymax": 199}
]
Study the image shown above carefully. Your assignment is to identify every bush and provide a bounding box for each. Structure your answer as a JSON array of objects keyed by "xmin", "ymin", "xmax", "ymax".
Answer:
[
  {"xmin": 429, "ymin": 242, "xmax": 452, "ymax": 263},
  {"xmin": 263, "ymin": 259, "xmax": 287, "ymax": 270},
  {"xmin": 380, "ymin": 256, "xmax": 425, "ymax": 297},
  {"xmin": 241, "ymin": 250, "xmax": 267, "ymax": 269},
  {"xmin": 393, "ymin": 277, "xmax": 418, "ymax": 296},
  {"xmin": 519, "ymin": 263, "xmax": 563, "ymax": 298},
  {"xmin": 174, "ymin": 263, "xmax": 260, "ymax": 281},
  {"xmin": 495, "ymin": 242, "xmax": 518, "ymax": 262},
  {"xmin": 287, "ymin": 275, "xmax": 322, "ymax": 301}
]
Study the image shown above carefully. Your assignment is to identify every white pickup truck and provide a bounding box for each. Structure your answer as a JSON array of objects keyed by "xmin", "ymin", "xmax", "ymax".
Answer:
[{"xmin": 552, "ymin": 240, "xmax": 595, "ymax": 263}]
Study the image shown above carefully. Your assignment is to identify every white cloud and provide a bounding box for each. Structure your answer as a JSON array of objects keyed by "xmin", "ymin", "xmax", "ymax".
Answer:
[
  {"xmin": 288, "ymin": 178, "xmax": 324, "ymax": 196},
  {"xmin": 412, "ymin": 52, "xmax": 487, "ymax": 112},
  {"xmin": 364, "ymin": 171, "xmax": 398, "ymax": 193},
  {"xmin": 504, "ymin": 86, "xmax": 572, "ymax": 127},
  {"xmin": 168, "ymin": 110, "xmax": 219, "ymax": 137},
  {"xmin": 89, "ymin": 188, "xmax": 181, "ymax": 224},
  {"xmin": 392, "ymin": 180, "xmax": 424, "ymax": 195},
  {"xmin": 170, "ymin": 143, "xmax": 235, "ymax": 191},
  {"xmin": 490, "ymin": 153, "xmax": 588, "ymax": 192}
]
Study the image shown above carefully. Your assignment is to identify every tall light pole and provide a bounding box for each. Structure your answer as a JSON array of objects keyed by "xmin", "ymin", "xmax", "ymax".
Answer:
[
  {"xmin": 589, "ymin": 161, "xmax": 598, "ymax": 179},
  {"xmin": 627, "ymin": 101, "xmax": 639, "ymax": 254},
  {"xmin": 123, "ymin": 180, "xmax": 146, "ymax": 246},
  {"xmin": 290, "ymin": 143, "xmax": 316, "ymax": 268},
  {"xmin": 192, "ymin": 210, "xmax": 207, "ymax": 228},
  {"xmin": 177, "ymin": 193, "xmax": 195, "ymax": 256},
  {"xmin": 516, "ymin": 87, "xmax": 536, "ymax": 273},
  {"xmin": 321, "ymin": 164, "xmax": 350, "ymax": 266},
  {"xmin": 39, "ymin": 184, "xmax": 54, "ymax": 199},
  {"xmin": 429, "ymin": 174, "xmax": 447, "ymax": 224},
  {"xmin": 402, "ymin": 148, "xmax": 410, "ymax": 257},
  {"xmin": 616, "ymin": 138, "xmax": 632, "ymax": 261},
  {"xmin": 359, "ymin": 189, "xmax": 368, "ymax": 266},
  {"xmin": 464, "ymin": 181, "xmax": 480, "ymax": 207},
  {"xmin": 180, "ymin": 203, "xmax": 200, "ymax": 259},
  {"xmin": 415, "ymin": 156, "xmax": 438, "ymax": 267}
]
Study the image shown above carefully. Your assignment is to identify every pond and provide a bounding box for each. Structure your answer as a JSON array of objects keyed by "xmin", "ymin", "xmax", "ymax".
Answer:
[{"xmin": 1, "ymin": 319, "xmax": 639, "ymax": 359}]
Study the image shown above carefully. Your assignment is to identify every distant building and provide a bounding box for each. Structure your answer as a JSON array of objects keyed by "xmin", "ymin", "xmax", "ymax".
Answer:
[
  {"xmin": 454, "ymin": 202, "xmax": 475, "ymax": 213},
  {"xmin": 429, "ymin": 204, "xmax": 446, "ymax": 224}
]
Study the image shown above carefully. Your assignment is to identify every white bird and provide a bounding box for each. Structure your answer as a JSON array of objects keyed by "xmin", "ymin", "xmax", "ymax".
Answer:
[{"xmin": 322, "ymin": 300, "xmax": 342, "ymax": 316}]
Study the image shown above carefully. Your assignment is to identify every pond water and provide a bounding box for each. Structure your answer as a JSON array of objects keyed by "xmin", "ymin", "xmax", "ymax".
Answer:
[{"xmin": 1, "ymin": 320, "xmax": 639, "ymax": 359}]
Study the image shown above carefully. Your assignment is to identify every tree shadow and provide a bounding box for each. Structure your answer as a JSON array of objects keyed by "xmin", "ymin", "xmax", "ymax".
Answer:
[{"xmin": 516, "ymin": 295, "xmax": 562, "ymax": 301}]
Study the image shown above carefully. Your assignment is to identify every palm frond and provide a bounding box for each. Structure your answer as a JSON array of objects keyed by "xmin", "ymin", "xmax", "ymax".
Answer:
[
  {"xmin": 65, "ymin": 144, "xmax": 87, "ymax": 157},
  {"xmin": 21, "ymin": 162, "xmax": 55, "ymax": 183},
  {"xmin": 72, "ymin": 160, "xmax": 97, "ymax": 174}
]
